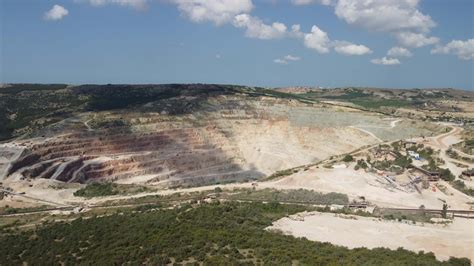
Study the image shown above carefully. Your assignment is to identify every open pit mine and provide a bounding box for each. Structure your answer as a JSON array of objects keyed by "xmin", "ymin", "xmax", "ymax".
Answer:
[
  {"xmin": 1, "ymin": 84, "xmax": 473, "ymax": 264},
  {"xmin": 1, "ymin": 84, "xmax": 443, "ymax": 188}
]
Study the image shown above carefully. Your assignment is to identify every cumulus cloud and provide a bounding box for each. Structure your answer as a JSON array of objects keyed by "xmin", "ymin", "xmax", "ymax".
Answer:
[
  {"xmin": 431, "ymin": 39, "xmax": 474, "ymax": 60},
  {"xmin": 290, "ymin": 24, "xmax": 304, "ymax": 39},
  {"xmin": 233, "ymin": 14, "xmax": 287, "ymax": 40},
  {"xmin": 333, "ymin": 41, "xmax": 372, "ymax": 55},
  {"xmin": 335, "ymin": 0, "xmax": 435, "ymax": 33},
  {"xmin": 44, "ymin": 5, "xmax": 69, "ymax": 21},
  {"xmin": 173, "ymin": 0, "xmax": 253, "ymax": 25},
  {"xmin": 83, "ymin": 0, "xmax": 148, "ymax": 9},
  {"xmin": 387, "ymin": 46, "xmax": 413, "ymax": 57},
  {"xmin": 333, "ymin": 0, "xmax": 440, "ymax": 48},
  {"xmin": 170, "ymin": 0, "xmax": 289, "ymax": 40},
  {"xmin": 88, "ymin": 0, "xmax": 366, "ymax": 57},
  {"xmin": 291, "ymin": 0, "xmax": 333, "ymax": 6},
  {"xmin": 165, "ymin": 0, "xmax": 371, "ymax": 56},
  {"xmin": 394, "ymin": 32, "xmax": 439, "ymax": 48},
  {"xmin": 273, "ymin": 55, "xmax": 301, "ymax": 65},
  {"xmin": 303, "ymin": 26, "xmax": 331, "ymax": 53},
  {"xmin": 303, "ymin": 26, "xmax": 371, "ymax": 56},
  {"xmin": 371, "ymin": 57, "xmax": 401, "ymax": 65}
]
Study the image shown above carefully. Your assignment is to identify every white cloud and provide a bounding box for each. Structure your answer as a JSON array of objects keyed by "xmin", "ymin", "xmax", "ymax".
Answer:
[
  {"xmin": 394, "ymin": 32, "xmax": 439, "ymax": 48},
  {"xmin": 329, "ymin": 0, "xmax": 441, "ymax": 48},
  {"xmin": 173, "ymin": 0, "xmax": 253, "ymax": 25},
  {"xmin": 85, "ymin": 0, "xmax": 148, "ymax": 9},
  {"xmin": 44, "ymin": 5, "xmax": 69, "ymax": 21},
  {"xmin": 387, "ymin": 46, "xmax": 413, "ymax": 57},
  {"xmin": 303, "ymin": 26, "xmax": 371, "ymax": 56},
  {"xmin": 284, "ymin": 55, "xmax": 301, "ymax": 61},
  {"xmin": 165, "ymin": 0, "xmax": 371, "ymax": 57},
  {"xmin": 431, "ymin": 39, "xmax": 474, "ymax": 60},
  {"xmin": 335, "ymin": 0, "xmax": 435, "ymax": 33},
  {"xmin": 303, "ymin": 25, "xmax": 331, "ymax": 53},
  {"xmin": 333, "ymin": 41, "xmax": 372, "ymax": 55},
  {"xmin": 291, "ymin": 0, "xmax": 333, "ymax": 6},
  {"xmin": 273, "ymin": 58, "xmax": 288, "ymax": 64},
  {"xmin": 233, "ymin": 14, "xmax": 287, "ymax": 40},
  {"xmin": 371, "ymin": 57, "xmax": 401, "ymax": 65},
  {"xmin": 274, "ymin": 54, "xmax": 301, "ymax": 64},
  {"xmin": 215, "ymin": 54, "xmax": 222, "ymax": 59},
  {"xmin": 290, "ymin": 24, "xmax": 304, "ymax": 39}
]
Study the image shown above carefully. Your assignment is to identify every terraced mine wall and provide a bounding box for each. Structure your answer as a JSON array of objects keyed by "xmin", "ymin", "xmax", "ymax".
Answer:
[{"xmin": 2, "ymin": 92, "xmax": 444, "ymax": 187}]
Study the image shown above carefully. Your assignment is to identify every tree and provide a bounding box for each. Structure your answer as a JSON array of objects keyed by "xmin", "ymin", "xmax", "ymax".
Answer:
[
  {"xmin": 442, "ymin": 203, "xmax": 448, "ymax": 218},
  {"xmin": 439, "ymin": 168, "xmax": 455, "ymax": 182},
  {"xmin": 343, "ymin": 155, "xmax": 354, "ymax": 162},
  {"xmin": 356, "ymin": 159, "xmax": 368, "ymax": 169}
]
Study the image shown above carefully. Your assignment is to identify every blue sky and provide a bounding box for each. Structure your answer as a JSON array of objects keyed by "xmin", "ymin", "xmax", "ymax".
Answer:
[{"xmin": 1, "ymin": 0, "xmax": 473, "ymax": 89}]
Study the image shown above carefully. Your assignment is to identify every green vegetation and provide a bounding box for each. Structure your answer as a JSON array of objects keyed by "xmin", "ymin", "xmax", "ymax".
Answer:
[
  {"xmin": 266, "ymin": 168, "xmax": 299, "ymax": 180},
  {"xmin": 82, "ymin": 85, "xmax": 181, "ymax": 111},
  {"xmin": 376, "ymin": 208, "xmax": 441, "ymax": 224},
  {"xmin": 393, "ymin": 153, "xmax": 413, "ymax": 169},
  {"xmin": 418, "ymin": 146, "xmax": 435, "ymax": 160},
  {"xmin": 454, "ymin": 139, "xmax": 474, "ymax": 155},
  {"xmin": 73, "ymin": 183, "xmax": 151, "ymax": 198},
  {"xmin": 451, "ymin": 180, "xmax": 474, "ymax": 197},
  {"xmin": 322, "ymin": 88, "xmax": 372, "ymax": 100},
  {"xmin": 442, "ymin": 203, "xmax": 448, "ymax": 219},
  {"xmin": 302, "ymin": 88, "xmax": 414, "ymax": 110},
  {"xmin": 74, "ymin": 183, "xmax": 119, "ymax": 197},
  {"xmin": 439, "ymin": 168, "xmax": 455, "ymax": 182},
  {"xmin": 299, "ymin": 88, "xmax": 474, "ymax": 122},
  {"xmin": 371, "ymin": 151, "xmax": 411, "ymax": 172},
  {"xmin": 349, "ymin": 99, "xmax": 412, "ymax": 109},
  {"xmin": 391, "ymin": 141, "xmax": 402, "ymax": 150},
  {"xmin": 246, "ymin": 87, "xmax": 315, "ymax": 104},
  {"xmin": 0, "ymin": 84, "xmax": 86, "ymax": 140},
  {"xmin": 1, "ymin": 202, "xmax": 468, "ymax": 265},
  {"xmin": 0, "ymin": 205, "xmax": 51, "ymax": 215},
  {"xmin": 0, "ymin": 83, "xmax": 314, "ymax": 141},
  {"xmin": 0, "ymin": 84, "xmax": 68, "ymax": 94},
  {"xmin": 447, "ymin": 147, "xmax": 474, "ymax": 163},
  {"xmin": 420, "ymin": 162, "xmax": 454, "ymax": 181},
  {"xmin": 228, "ymin": 188, "xmax": 349, "ymax": 205},
  {"xmin": 355, "ymin": 159, "xmax": 368, "ymax": 170},
  {"xmin": 457, "ymin": 139, "xmax": 474, "ymax": 155},
  {"xmin": 422, "ymin": 159, "xmax": 438, "ymax": 172},
  {"xmin": 372, "ymin": 160, "xmax": 392, "ymax": 171},
  {"xmin": 342, "ymin": 154, "xmax": 354, "ymax": 162}
]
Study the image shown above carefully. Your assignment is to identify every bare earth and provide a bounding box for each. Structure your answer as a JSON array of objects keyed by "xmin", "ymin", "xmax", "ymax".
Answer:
[{"xmin": 268, "ymin": 211, "xmax": 474, "ymax": 261}]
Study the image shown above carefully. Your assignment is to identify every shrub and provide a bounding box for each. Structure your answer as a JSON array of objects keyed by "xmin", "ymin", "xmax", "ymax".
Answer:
[
  {"xmin": 73, "ymin": 183, "xmax": 119, "ymax": 198},
  {"xmin": 393, "ymin": 156, "xmax": 412, "ymax": 169},
  {"xmin": 439, "ymin": 168, "xmax": 455, "ymax": 182},
  {"xmin": 451, "ymin": 180, "xmax": 474, "ymax": 197},
  {"xmin": 356, "ymin": 159, "xmax": 368, "ymax": 169},
  {"xmin": 342, "ymin": 155, "xmax": 354, "ymax": 162}
]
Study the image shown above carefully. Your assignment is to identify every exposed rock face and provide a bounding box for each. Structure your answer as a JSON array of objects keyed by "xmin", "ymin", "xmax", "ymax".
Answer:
[{"xmin": 1, "ymin": 92, "xmax": 442, "ymax": 187}]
